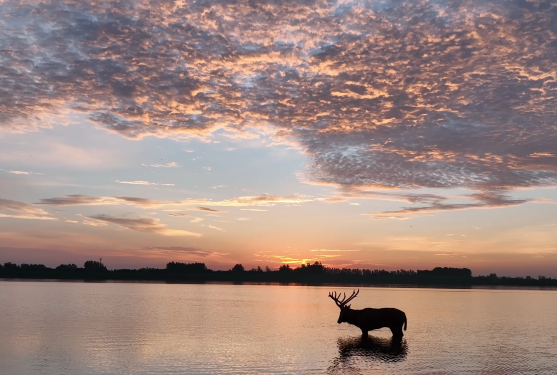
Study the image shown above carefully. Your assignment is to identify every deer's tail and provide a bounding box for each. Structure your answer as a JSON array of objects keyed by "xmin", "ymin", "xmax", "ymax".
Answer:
[{"xmin": 403, "ymin": 314, "xmax": 407, "ymax": 331}]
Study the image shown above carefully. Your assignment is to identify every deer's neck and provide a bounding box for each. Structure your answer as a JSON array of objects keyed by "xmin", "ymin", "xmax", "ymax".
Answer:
[{"xmin": 344, "ymin": 308, "xmax": 364, "ymax": 325}]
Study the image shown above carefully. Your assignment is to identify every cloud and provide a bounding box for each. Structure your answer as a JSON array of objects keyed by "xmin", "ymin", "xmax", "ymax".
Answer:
[
  {"xmin": 3, "ymin": 0, "xmax": 557, "ymax": 215},
  {"xmin": 0, "ymin": 198, "xmax": 48, "ymax": 215},
  {"xmin": 38, "ymin": 195, "xmax": 109, "ymax": 206},
  {"xmin": 372, "ymin": 215, "xmax": 410, "ymax": 221},
  {"xmin": 214, "ymin": 194, "xmax": 314, "ymax": 207},
  {"xmin": 435, "ymin": 252, "xmax": 463, "ymax": 257},
  {"xmin": 114, "ymin": 197, "xmax": 166, "ymax": 206},
  {"xmin": 143, "ymin": 162, "xmax": 179, "ymax": 168},
  {"xmin": 36, "ymin": 193, "xmax": 313, "ymax": 210},
  {"xmin": 7, "ymin": 171, "xmax": 30, "ymax": 175},
  {"xmin": 142, "ymin": 246, "xmax": 225, "ymax": 257},
  {"xmin": 85, "ymin": 214, "xmax": 201, "ymax": 237},
  {"xmin": 324, "ymin": 186, "xmax": 533, "ymax": 217},
  {"xmin": 322, "ymin": 197, "xmax": 346, "ymax": 203},
  {"xmin": 208, "ymin": 225, "xmax": 225, "ymax": 231},
  {"xmin": 365, "ymin": 191, "xmax": 528, "ymax": 218},
  {"xmin": 0, "ymin": 213, "xmax": 57, "ymax": 221},
  {"xmin": 209, "ymin": 225, "xmax": 226, "ymax": 232},
  {"xmin": 254, "ymin": 251, "xmax": 341, "ymax": 265},
  {"xmin": 82, "ymin": 219, "xmax": 108, "ymax": 227},
  {"xmin": 0, "ymin": 198, "xmax": 58, "ymax": 221},
  {"xmin": 168, "ymin": 213, "xmax": 190, "ymax": 217},
  {"xmin": 310, "ymin": 249, "xmax": 360, "ymax": 252},
  {"xmin": 0, "ymin": 169, "xmax": 40, "ymax": 175},
  {"xmin": 193, "ymin": 207, "xmax": 228, "ymax": 213},
  {"xmin": 34, "ymin": 189, "xmax": 530, "ymax": 219},
  {"xmin": 0, "ymin": 198, "xmax": 57, "ymax": 220},
  {"xmin": 37, "ymin": 195, "xmax": 168, "ymax": 209},
  {"xmin": 116, "ymin": 180, "xmax": 175, "ymax": 186}
]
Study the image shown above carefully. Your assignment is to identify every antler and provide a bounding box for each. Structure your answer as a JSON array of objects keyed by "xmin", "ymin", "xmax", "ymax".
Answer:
[{"xmin": 328, "ymin": 289, "xmax": 359, "ymax": 309}]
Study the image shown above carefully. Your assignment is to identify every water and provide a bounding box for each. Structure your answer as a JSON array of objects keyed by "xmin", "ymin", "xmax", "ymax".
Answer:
[{"xmin": 1, "ymin": 281, "xmax": 556, "ymax": 374}]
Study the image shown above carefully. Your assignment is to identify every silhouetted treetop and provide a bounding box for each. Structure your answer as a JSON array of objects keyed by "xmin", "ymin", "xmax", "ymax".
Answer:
[
  {"xmin": 56, "ymin": 264, "xmax": 78, "ymax": 272},
  {"xmin": 297, "ymin": 261, "xmax": 325, "ymax": 274},
  {"xmin": 20, "ymin": 263, "xmax": 48, "ymax": 270},
  {"xmin": 166, "ymin": 262, "xmax": 209, "ymax": 273},
  {"xmin": 278, "ymin": 264, "xmax": 293, "ymax": 273},
  {"xmin": 417, "ymin": 267, "xmax": 472, "ymax": 278},
  {"xmin": 3, "ymin": 262, "xmax": 19, "ymax": 270},
  {"xmin": 231, "ymin": 264, "xmax": 245, "ymax": 272},
  {"xmin": 84, "ymin": 260, "xmax": 107, "ymax": 272}
]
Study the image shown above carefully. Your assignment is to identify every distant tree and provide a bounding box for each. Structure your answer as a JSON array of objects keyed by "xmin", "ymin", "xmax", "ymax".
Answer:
[
  {"xmin": 20, "ymin": 264, "xmax": 49, "ymax": 270},
  {"xmin": 166, "ymin": 262, "xmax": 208, "ymax": 273},
  {"xmin": 429, "ymin": 267, "xmax": 472, "ymax": 277},
  {"xmin": 265, "ymin": 266, "xmax": 271, "ymax": 272},
  {"xmin": 4, "ymin": 262, "xmax": 19, "ymax": 270},
  {"xmin": 56, "ymin": 264, "xmax": 78, "ymax": 272},
  {"xmin": 256, "ymin": 266, "xmax": 263, "ymax": 273},
  {"xmin": 84, "ymin": 260, "xmax": 107, "ymax": 271},
  {"xmin": 231, "ymin": 264, "xmax": 244, "ymax": 272},
  {"xmin": 139, "ymin": 267, "xmax": 159, "ymax": 272},
  {"xmin": 0, "ymin": 263, "xmax": 3, "ymax": 270},
  {"xmin": 278, "ymin": 264, "xmax": 293, "ymax": 273},
  {"xmin": 297, "ymin": 261, "xmax": 325, "ymax": 274}
]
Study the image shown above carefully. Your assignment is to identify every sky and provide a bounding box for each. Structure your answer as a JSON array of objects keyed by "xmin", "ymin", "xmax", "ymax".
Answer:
[{"xmin": 1, "ymin": 0, "xmax": 557, "ymax": 277}]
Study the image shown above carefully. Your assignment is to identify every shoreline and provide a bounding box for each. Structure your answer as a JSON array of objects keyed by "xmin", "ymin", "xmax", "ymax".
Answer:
[
  {"xmin": 2, "ymin": 277, "xmax": 557, "ymax": 290},
  {"xmin": 2, "ymin": 263, "xmax": 555, "ymax": 288}
]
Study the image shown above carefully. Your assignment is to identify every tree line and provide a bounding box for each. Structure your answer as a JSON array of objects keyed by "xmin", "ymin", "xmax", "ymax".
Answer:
[{"xmin": 1, "ymin": 260, "xmax": 556, "ymax": 286}]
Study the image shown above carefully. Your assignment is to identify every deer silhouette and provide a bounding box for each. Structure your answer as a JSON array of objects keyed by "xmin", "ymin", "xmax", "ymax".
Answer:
[{"xmin": 328, "ymin": 289, "xmax": 407, "ymax": 339}]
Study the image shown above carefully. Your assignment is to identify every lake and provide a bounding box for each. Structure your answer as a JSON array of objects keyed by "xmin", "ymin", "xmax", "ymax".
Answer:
[{"xmin": 1, "ymin": 281, "xmax": 556, "ymax": 374}]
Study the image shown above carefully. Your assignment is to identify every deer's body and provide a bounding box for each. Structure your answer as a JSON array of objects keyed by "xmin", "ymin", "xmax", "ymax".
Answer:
[
  {"xmin": 329, "ymin": 289, "xmax": 407, "ymax": 339},
  {"xmin": 338, "ymin": 306, "xmax": 407, "ymax": 338}
]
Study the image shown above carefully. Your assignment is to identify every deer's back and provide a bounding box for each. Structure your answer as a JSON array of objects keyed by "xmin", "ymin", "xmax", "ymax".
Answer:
[{"xmin": 354, "ymin": 307, "xmax": 406, "ymax": 329}]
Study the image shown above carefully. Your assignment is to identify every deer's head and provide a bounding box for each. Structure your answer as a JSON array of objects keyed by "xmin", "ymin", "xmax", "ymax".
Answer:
[{"xmin": 328, "ymin": 289, "xmax": 359, "ymax": 324}]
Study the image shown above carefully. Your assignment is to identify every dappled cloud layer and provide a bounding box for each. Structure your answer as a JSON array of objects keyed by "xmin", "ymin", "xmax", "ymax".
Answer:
[{"xmin": 2, "ymin": 0, "xmax": 557, "ymax": 196}]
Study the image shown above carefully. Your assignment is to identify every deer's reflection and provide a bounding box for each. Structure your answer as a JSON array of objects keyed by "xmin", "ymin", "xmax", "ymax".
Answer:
[{"xmin": 328, "ymin": 335, "xmax": 407, "ymax": 374}]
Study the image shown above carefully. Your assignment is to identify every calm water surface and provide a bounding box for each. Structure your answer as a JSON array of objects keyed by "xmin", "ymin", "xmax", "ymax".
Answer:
[{"xmin": 1, "ymin": 281, "xmax": 556, "ymax": 374}]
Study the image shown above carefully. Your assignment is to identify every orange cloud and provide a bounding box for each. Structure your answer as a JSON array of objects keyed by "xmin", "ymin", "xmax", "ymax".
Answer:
[
  {"xmin": 85, "ymin": 215, "xmax": 201, "ymax": 237},
  {"xmin": 0, "ymin": 198, "xmax": 56, "ymax": 220}
]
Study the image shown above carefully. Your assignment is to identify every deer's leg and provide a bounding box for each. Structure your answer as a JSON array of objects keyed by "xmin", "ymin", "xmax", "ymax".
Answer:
[
  {"xmin": 390, "ymin": 326, "xmax": 404, "ymax": 338},
  {"xmin": 361, "ymin": 329, "xmax": 368, "ymax": 339}
]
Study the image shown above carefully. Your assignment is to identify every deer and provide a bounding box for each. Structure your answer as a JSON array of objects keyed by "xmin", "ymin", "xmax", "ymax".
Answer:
[{"xmin": 328, "ymin": 289, "xmax": 407, "ymax": 339}]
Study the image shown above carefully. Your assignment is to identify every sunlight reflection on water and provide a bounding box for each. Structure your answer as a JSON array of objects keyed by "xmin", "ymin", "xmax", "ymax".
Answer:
[{"xmin": 0, "ymin": 281, "xmax": 556, "ymax": 374}]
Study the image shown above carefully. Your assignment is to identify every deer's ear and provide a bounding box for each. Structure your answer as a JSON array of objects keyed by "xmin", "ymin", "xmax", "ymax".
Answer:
[{"xmin": 347, "ymin": 304, "xmax": 351, "ymax": 309}]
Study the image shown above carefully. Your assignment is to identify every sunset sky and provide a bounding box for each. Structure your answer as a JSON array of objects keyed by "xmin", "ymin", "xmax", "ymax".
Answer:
[{"xmin": 1, "ymin": 0, "xmax": 557, "ymax": 276}]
